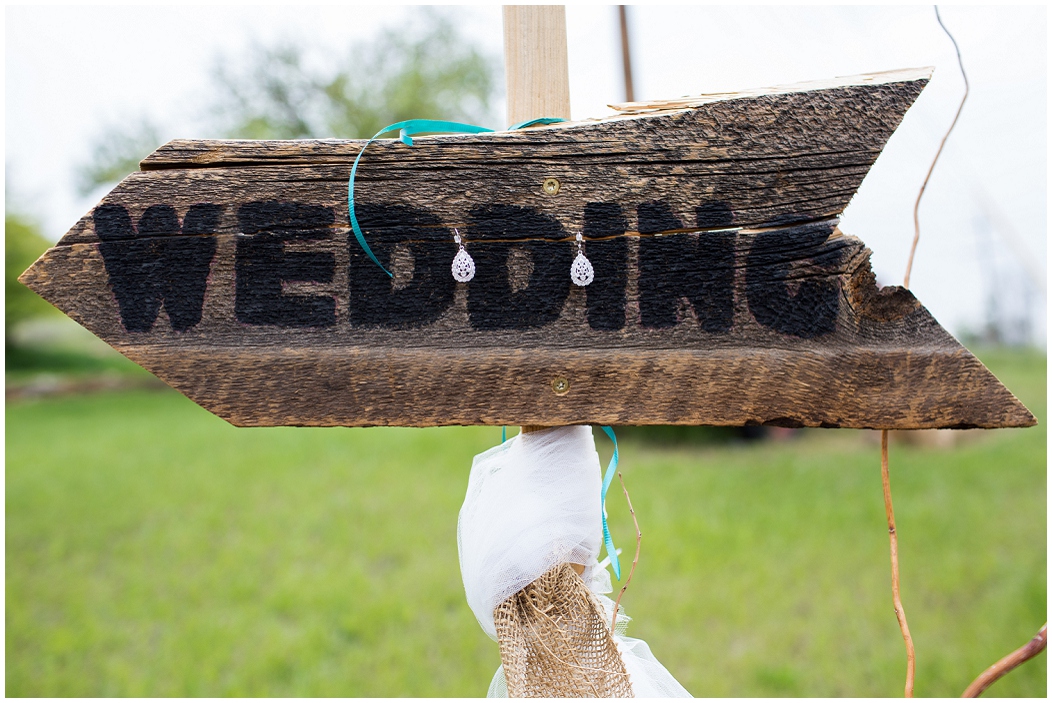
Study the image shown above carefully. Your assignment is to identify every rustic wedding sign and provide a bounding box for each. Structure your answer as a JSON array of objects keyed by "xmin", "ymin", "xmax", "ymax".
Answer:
[{"xmin": 20, "ymin": 68, "xmax": 1034, "ymax": 429}]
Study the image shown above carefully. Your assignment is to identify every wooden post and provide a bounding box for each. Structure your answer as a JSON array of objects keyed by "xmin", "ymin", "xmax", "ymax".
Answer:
[
  {"xmin": 503, "ymin": 6, "xmax": 571, "ymax": 127},
  {"xmin": 504, "ymin": 5, "xmax": 572, "ymax": 435}
]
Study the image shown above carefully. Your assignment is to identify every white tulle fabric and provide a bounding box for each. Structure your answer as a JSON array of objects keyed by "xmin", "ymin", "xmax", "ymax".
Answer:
[
  {"xmin": 457, "ymin": 425, "xmax": 692, "ymax": 698},
  {"xmin": 458, "ymin": 425, "xmax": 602, "ymax": 639}
]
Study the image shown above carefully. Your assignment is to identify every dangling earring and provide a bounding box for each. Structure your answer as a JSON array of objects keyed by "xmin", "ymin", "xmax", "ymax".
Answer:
[
  {"xmin": 451, "ymin": 228, "xmax": 475, "ymax": 283},
  {"xmin": 570, "ymin": 233, "xmax": 594, "ymax": 287}
]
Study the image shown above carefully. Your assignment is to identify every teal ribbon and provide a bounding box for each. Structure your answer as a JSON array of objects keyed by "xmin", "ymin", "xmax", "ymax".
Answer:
[
  {"xmin": 506, "ymin": 116, "xmax": 568, "ymax": 131},
  {"xmin": 599, "ymin": 425, "xmax": 621, "ymax": 580},
  {"xmin": 501, "ymin": 426, "xmax": 507, "ymax": 443},
  {"xmin": 348, "ymin": 119, "xmax": 494, "ymax": 277},
  {"xmin": 348, "ymin": 117, "xmax": 566, "ymax": 276}
]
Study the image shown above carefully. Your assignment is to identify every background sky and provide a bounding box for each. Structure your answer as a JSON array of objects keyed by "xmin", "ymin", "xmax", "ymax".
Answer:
[{"xmin": 6, "ymin": 5, "xmax": 1047, "ymax": 344}]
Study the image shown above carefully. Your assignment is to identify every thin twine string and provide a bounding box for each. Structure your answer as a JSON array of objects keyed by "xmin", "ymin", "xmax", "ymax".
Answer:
[
  {"xmin": 962, "ymin": 624, "xmax": 1047, "ymax": 696},
  {"xmin": 610, "ymin": 471, "xmax": 641, "ymax": 632},
  {"xmin": 903, "ymin": 5, "xmax": 969, "ymax": 290}
]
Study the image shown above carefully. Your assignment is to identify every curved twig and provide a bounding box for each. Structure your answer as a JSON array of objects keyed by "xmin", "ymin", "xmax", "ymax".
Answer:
[
  {"xmin": 904, "ymin": 5, "xmax": 970, "ymax": 289},
  {"xmin": 961, "ymin": 624, "xmax": 1047, "ymax": 697},
  {"xmin": 611, "ymin": 471, "xmax": 641, "ymax": 632},
  {"xmin": 882, "ymin": 430, "xmax": 916, "ymax": 697}
]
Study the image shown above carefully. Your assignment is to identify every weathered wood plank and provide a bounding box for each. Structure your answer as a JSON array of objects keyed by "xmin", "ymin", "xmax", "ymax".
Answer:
[
  {"xmin": 53, "ymin": 161, "xmax": 872, "ymax": 247},
  {"xmin": 604, "ymin": 67, "xmax": 932, "ymax": 114},
  {"xmin": 19, "ymin": 69, "xmax": 1034, "ymax": 429},
  {"xmin": 42, "ymin": 74, "xmax": 928, "ymax": 260},
  {"xmin": 20, "ymin": 217, "xmax": 1034, "ymax": 428},
  {"xmin": 139, "ymin": 69, "xmax": 933, "ymax": 169},
  {"xmin": 118, "ymin": 345, "xmax": 1027, "ymax": 429},
  {"xmin": 54, "ymin": 165, "xmax": 872, "ymax": 242}
]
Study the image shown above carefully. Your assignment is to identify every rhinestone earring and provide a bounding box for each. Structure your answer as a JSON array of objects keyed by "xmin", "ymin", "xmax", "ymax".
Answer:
[
  {"xmin": 451, "ymin": 228, "xmax": 475, "ymax": 283},
  {"xmin": 570, "ymin": 233, "xmax": 594, "ymax": 287}
]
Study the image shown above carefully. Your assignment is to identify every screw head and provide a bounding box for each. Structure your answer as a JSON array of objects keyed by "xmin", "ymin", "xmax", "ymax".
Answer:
[
  {"xmin": 543, "ymin": 178, "xmax": 561, "ymax": 195},
  {"xmin": 551, "ymin": 376, "xmax": 570, "ymax": 395}
]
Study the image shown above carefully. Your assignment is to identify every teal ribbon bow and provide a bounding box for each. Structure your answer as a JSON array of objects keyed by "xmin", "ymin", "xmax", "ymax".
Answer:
[{"xmin": 348, "ymin": 117, "xmax": 566, "ymax": 277}]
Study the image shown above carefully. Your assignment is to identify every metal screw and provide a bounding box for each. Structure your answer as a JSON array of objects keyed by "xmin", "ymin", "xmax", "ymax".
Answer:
[
  {"xmin": 543, "ymin": 178, "xmax": 561, "ymax": 196},
  {"xmin": 551, "ymin": 376, "xmax": 570, "ymax": 395}
]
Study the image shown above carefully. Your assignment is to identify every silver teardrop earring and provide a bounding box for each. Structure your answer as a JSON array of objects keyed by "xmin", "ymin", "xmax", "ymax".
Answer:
[
  {"xmin": 570, "ymin": 233, "xmax": 594, "ymax": 287},
  {"xmin": 451, "ymin": 228, "xmax": 475, "ymax": 283}
]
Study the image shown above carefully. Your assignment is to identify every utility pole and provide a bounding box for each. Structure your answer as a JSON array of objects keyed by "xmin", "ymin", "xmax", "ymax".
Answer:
[{"xmin": 618, "ymin": 6, "xmax": 635, "ymax": 102}]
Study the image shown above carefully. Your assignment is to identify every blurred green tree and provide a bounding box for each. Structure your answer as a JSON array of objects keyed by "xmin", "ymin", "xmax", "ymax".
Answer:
[
  {"xmin": 6, "ymin": 212, "xmax": 57, "ymax": 337},
  {"xmin": 77, "ymin": 10, "xmax": 500, "ymax": 192},
  {"xmin": 76, "ymin": 119, "xmax": 161, "ymax": 196}
]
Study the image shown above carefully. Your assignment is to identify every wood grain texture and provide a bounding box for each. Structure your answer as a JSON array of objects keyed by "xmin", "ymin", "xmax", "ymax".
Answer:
[
  {"xmin": 19, "ymin": 71, "xmax": 1034, "ymax": 429},
  {"xmin": 503, "ymin": 5, "xmax": 571, "ymax": 125}
]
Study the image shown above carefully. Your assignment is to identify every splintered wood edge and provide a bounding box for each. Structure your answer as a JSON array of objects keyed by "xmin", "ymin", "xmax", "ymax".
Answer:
[{"xmin": 606, "ymin": 67, "xmax": 934, "ymax": 114}]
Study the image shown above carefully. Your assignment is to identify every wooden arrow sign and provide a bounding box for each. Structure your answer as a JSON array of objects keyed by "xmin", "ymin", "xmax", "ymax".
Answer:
[{"xmin": 20, "ymin": 68, "xmax": 1034, "ymax": 429}]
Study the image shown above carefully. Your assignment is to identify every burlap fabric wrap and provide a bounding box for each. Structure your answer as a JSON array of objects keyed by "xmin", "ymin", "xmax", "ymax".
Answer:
[{"xmin": 494, "ymin": 563, "xmax": 633, "ymax": 697}]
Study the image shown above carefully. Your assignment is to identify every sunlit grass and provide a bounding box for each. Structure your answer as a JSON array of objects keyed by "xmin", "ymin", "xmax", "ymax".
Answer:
[{"xmin": 6, "ymin": 348, "xmax": 1045, "ymax": 696}]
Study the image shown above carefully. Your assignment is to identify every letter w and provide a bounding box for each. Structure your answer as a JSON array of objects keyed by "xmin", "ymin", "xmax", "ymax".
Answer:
[{"xmin": 94, "ymin": 204, "xmax": 221, "ymax": 332}]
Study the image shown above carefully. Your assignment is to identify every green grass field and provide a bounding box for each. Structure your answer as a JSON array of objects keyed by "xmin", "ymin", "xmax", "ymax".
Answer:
[{"xmin": 6, "ymin": 348, "xmax": 1046, "ymax": 696}]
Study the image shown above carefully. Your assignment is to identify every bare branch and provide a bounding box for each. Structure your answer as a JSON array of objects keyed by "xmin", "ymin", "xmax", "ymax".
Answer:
[
  {"xmin": 961, "ymin": 623, "xmax": 1047, "ymax": 697},
  {"xmin": 611, "ymin": 471, "xmax": 642, "ymax": 633},
  {"xmin": 882, "ymin": 430, "xmax": 916, "ymax": 697},
  {"xmin": 904, "ymin": 5, "xmax": 969, "ymax": 288}
]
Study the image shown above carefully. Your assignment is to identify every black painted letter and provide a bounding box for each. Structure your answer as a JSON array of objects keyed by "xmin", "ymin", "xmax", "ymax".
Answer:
[
  {"xmin": 348, "ymin": 204, "xmax": 456, "ymax": 328},
  {"xmin": 94, "ymin": 203, "xmax": 220, "ymax": 332},
  {"xmin": 745, "ymin": 221, "xmax": 844, "ymax": 338},
  {"xmin": 236, "ymin": 201, "xmax": 336, "ymax": 328},
  {"xmin": 466, "ymin": 204, "xmax": 571, "ymax": 330},
  {"xmin": 637, "ymin": 201, "xmax": 735, "ymax": 331},
  {"xmin": 583, "ymin": 203, "xmax": 628, "ymax": 331}
]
